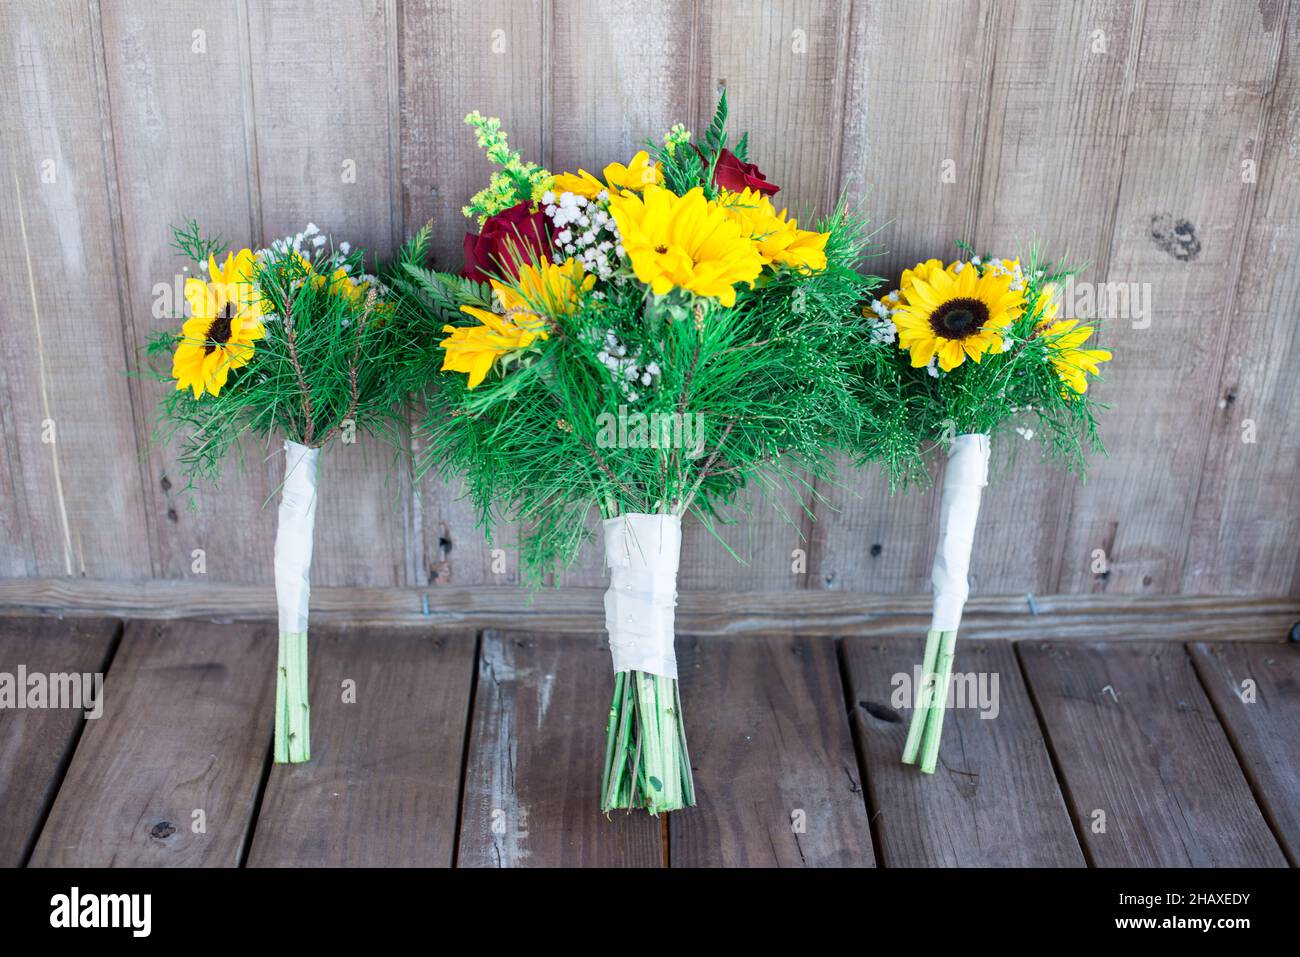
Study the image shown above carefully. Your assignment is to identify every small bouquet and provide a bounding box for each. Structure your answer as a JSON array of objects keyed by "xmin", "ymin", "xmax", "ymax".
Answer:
[
  {"xmin": 148, "ymin": 223, "xmax": 420, "ymax": 763},
  {"xmin": 861, "ymin": 249, "xmax": 1112, "ymax": 772},
  {"xmin": 403, "ymin": 94, "xmax": 880, "ymax": 813}
]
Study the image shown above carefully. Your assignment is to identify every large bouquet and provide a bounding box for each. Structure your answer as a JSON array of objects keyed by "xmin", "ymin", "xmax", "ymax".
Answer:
[
  {"xmin": 148, "ymin": 223, "xmax": 422, "ymax": 762},
  {"xmin": 860, "ymin": 248, "xmax": 1112, "ymax": 771},
  {"xmin": 401, "ymin": 94, "xmax": 881, "ymax": 813}
]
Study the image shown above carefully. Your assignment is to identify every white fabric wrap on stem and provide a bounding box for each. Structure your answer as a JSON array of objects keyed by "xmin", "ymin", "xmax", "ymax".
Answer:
[
  {"xmin": 602, "ymin": 513, "xmax": 681, "ymax": 679},
  {"xmin": 275, "ymin": 440, "xmax": 319, "ymax": 634},
  {"xmin": 929, "ymin": 433, "xmax": 990, "ymax": 632}
]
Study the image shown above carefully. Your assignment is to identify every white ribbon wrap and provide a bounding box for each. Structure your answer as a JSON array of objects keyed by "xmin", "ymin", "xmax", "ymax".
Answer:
[
  {"xmin": 929, "ymin": 433, "xmax": 990, "ymax": 632},
  {"xmin": 275, "ymin": 440, "xmax": 319, "ymax": 634},
  {"xmin": 602, "ymin": 513, "xmax": 681, "ymax": 679}
]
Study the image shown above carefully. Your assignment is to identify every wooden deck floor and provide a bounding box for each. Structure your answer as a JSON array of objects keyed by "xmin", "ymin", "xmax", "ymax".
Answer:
[{"xmin": 1, "ymin": 615, "xmax": 1296, "ymax": 868}]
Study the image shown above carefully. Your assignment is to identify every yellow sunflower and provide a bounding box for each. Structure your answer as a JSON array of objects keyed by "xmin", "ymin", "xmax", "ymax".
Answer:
[
  {"xmin": 608, "ymin": 185, "xmax": 763, "ymax": 306},
  {"xmin": 441, "ymin": 258, "xmax": 592, "ymax": 388},
  {"xmin": 717, "ymin": 188, "xmax": 829, "ymax": 272},
  {"xmin": 900, "ymin": 258, "xmax": 955, "ymax": 293},
  {"xmin": 552, "ymin": 150, "xmax": 663, "ymax": 198},
  {"xmin": 1033, "ymin": 285, "xmax": 1112, "ymax": 393},
  {"xmin": 893, "ymin": 261, "xmax": 1024, "ymax": 371},
  {"xmin": 172, "ymin": 249, "xmax": 267, "ymax": 398},
  {"xmin": 868, "ymin": 258, "xmax": 954, "ymax": 317}
]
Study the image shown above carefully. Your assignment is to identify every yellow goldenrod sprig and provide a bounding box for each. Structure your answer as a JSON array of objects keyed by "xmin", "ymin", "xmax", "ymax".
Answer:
[
  {"xmin": 663, "ymin": 123, "xmax": 691, "ymax": 158},
  {"xmin": 463, "ymin": 111, "xmax": 554, "ymax": 224}
]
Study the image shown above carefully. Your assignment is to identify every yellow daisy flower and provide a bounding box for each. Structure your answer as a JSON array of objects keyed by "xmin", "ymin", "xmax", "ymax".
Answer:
[
  {"xmin": 441, "ymin": 258, "xmax": 592, "ymax": 389},
  {"xmin": 608, "ymin": 185, "xmax": 763, "ymax": 307},
  {"xmin": 310, "ymin": 266, "xmax": 369, "ymax": 306},
  {"xmin": 309, "ymin": 265, "xmax": 393, "ymax": 325},
  {"xmin": 893, "ymin": 261, "xmax": 1024, "ymax": 372},
  {"xmin": 497, "ymin": 256, "xmax": 594, "ymax": 317},
  {"xmin": 602, "ymin": 151, "xmax": 663, "ymax": 192},
  {"xmin": 717, "ymin": 188, "xmax": 829, "ymax": 272},
  {"xmin": 1034, "ymin": 285, "xmax": 1111, "ymax": 393},
  {"xmin": 440, "ymin": 314, "xmax": 546, "ymax": 390},
  {"xmin": 172, "ymin": 249, "xmax": 267, "ymax": 398},
  {"xmin": 552, "ymin": 150, "xmax": 663, "ymax": 198}
]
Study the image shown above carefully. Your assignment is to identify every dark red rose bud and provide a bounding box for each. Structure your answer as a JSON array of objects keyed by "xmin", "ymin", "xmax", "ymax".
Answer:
[
  {"xmin": 461, "ymin": 201, "xmax": 554, "ymax": 283},
  {"xmin": 712, "ymin": 148, "xmax": 779, "ymax": 196}
]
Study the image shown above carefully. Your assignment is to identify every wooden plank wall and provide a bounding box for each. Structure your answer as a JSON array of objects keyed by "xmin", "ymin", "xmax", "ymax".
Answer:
[{"xmin": 1, "ymin": 0, "xmax": 1296, "ymax": 597}]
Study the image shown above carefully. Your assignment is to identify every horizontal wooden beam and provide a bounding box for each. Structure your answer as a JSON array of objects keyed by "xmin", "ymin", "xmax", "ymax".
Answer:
[{"xmin": 0, "ymin": 578, "xmax": 1296, "ymax": 642}]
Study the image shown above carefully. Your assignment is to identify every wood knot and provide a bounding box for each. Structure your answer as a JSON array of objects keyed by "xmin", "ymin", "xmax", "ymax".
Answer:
[
  {"xmin": 149, "ymin": 821, "xmax": 177, "ymax": 840},
  {"xmin": 860, "ymin": 701, "xmax": 902, "ymax": 723}
]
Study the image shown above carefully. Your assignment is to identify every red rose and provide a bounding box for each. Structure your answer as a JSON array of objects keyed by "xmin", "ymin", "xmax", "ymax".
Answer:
[
  {"xmin": 712, "ymin": 148, "xmax": 779, "ymax": 195},
  {"xmin": 462, "ymin": 201, "xmax": 554, "ymax": 283}
]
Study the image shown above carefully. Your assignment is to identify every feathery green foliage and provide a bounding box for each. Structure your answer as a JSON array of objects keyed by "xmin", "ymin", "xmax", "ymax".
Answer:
[
  {"xmin": 144, "ymin": 223, "xmax": 423, "ymax": 493},
  {"xmin": 854, "ymin": 246, "xmax": 1108, "ymax": 478},
  {"xmin": 410, "ymin": 203, "xmax": 882, "ymax": 586}
]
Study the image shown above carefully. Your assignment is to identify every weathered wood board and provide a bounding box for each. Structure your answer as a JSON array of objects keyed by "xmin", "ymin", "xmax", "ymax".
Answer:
[
  {"xmin": 844, "ymin": 636, "xmax": 1085, "ymax": 866},
  {"xmin": 0, "ymin": 0, "xmax": 153, "ymax": 579},
  {"xmin": 457, "ymin": 631, "xmax": 662, "ymax": 867},
  {"xmin": 28, "ymin": 620, "xmax": 275, "ymax": 867},
  {"xmin": 1019, "ymin": 640, "xmax": 1288, "ymax": 867},
  {"xmin": 99, "ymin": 0, "xmax": 280, "ymax": 586},
  {"xmin": 1057, "ymin": 1, "xmax": 1289, "ymax": 594},
  {"xmin": 670, "ymin": 633, "xmax": 874, "ymax": 866},
  {"xmin": 0, "ymin": 616, "xmax": 118, "ymax": 866},
  {"xmin": 1189, "ymin": 641, "xmax": 1300, "ymax": 864},
  {"xmin": 247, "ymin": 625, "xmax": 476, "ymax": 867}
]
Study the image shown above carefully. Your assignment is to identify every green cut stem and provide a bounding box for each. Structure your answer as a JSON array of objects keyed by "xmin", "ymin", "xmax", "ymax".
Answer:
[
  {"xmin": 919, "ymin": 629, "xmax": 959, "ymax": 774},
  {"xmin": 600, "ymin": 671, "xmax": 626, "ymax": 799},
  {"xmin": 600, "ymin": 670, "xmax": 695, "ymax": 815},
  {"xmin": 275, "ymin": 629, "xmax": 311, "ymax": 763},
  {"xmin": 901, "ymin": 627, "xmax": 943, "ymax": 765}
]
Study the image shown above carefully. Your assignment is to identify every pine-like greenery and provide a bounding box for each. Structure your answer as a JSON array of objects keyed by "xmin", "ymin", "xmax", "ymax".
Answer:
[
  {"xmin": 853, "ymin": 246, "xmax": 1107, "ymax": 479},
  {"xmin": 144, "ymin": 223, "xmax": 426, "ymax": 494},
  {"xmin": 398, "ymin": 99, "xmax": 890, "ymax": 586}
]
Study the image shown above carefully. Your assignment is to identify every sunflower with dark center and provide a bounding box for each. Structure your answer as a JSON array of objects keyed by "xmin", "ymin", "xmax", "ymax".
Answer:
[
  {"xmin": 893, "ymin": 262, "xmax": 1025, "ymax": 371},
  {"xmin": 172, "ymin": 249, "xmax": 267, "ymax": 398}
]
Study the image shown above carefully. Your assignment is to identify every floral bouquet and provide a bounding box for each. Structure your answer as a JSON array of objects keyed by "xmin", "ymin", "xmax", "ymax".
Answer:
[
  {"xmin": 860, "ymin": 248, "xmax": 1111, "ymax": 772},
  {"xmin": 399, "ymin": 93, "xmax": 881, "ymax": 813},
  {"xmin": 148, "ymin": 222, "xmax": 423, "ymax": 763}
]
